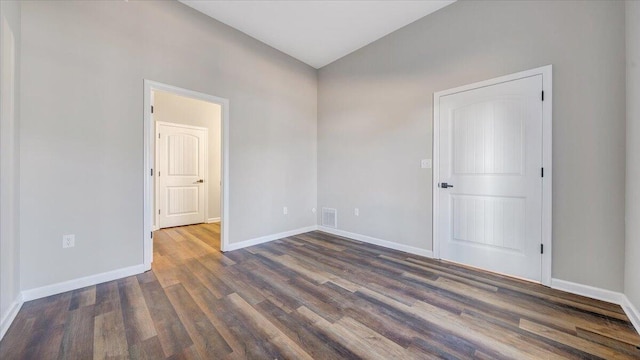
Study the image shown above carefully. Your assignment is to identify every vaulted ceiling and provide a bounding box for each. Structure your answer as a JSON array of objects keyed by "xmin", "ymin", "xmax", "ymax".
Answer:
[{"xmin": 179, "ymin": 1, "xmax": 456, "ymax": 69}]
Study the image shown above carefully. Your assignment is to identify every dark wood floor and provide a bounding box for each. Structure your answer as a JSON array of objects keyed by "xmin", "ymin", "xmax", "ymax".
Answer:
[{"xmin": 1, "ymin": 223, "xmax": 639, "ymax": 359}]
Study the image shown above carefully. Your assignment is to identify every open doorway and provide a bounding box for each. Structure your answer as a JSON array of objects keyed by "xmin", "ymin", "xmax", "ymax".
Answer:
[{"xmin": 143, "ymin": 81, "xmax": 230, "ymax": 270}]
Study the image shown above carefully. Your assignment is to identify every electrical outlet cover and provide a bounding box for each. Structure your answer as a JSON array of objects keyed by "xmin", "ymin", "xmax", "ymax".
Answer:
[{"xmin": 63, "ymin": 234, "xmax": 75, "ymax": 248}]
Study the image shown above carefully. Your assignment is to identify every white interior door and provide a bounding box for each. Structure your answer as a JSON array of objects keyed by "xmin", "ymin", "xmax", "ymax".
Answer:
[
  {"xmin": 157, "ymin": 122, "xmax": 207, "ymax": 228},
  {"xmin": 437, "ymin": 75, "xmax": 543, "ymax": 282}
]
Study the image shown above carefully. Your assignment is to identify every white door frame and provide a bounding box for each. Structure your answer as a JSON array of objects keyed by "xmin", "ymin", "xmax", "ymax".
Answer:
[
  {"xmin": 144, "ymin": 80, "xmax": 231, "ymax": 270},
  {"xmin": 155, "ymin": 121, "xmax": 209, "ymax": 230},
  {"xmin": 432, "ymin": 65, "xmax": 552, "ymax": 286}
]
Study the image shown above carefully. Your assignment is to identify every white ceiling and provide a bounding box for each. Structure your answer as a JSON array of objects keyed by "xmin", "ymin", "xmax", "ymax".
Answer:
[{"xmin": 179, "ymin": 1, "xmax": 456, "ymax": 69}]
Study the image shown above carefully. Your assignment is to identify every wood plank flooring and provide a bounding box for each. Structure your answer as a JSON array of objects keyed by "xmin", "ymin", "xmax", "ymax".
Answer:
[{"xmin": 1, "ymin": 223, "xmax": 639, "ymax": 359}]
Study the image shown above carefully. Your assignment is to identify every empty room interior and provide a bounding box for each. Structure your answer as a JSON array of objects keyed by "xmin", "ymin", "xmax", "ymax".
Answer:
[{"xmin": 1, "ymin": 0, "xmax": 640, "ymax": 358}]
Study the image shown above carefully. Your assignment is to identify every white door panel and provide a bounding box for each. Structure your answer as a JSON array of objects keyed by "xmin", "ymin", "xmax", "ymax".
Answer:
[
  {"xmin": 158, "ymin": 123, "xmax": 207, "ymax": 228},
  {"xmin": 438, "ymin": 75, "xmax": 543, "ymax": 282}
]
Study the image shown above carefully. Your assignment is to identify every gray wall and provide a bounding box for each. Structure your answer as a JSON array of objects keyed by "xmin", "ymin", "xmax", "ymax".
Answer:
[
  {"xmin": 318, "ymin": 0, "xmax": 626, "ymax": 290},
  {"xmin": 19, "ymin": 1, "xmax": 317, "ymax": 291},
  {"xmin": 626, "ymin": 0, "xmax": 640, "ymax": 313},
  {"xmin": 0, "ymin": 0, "xmax": 21, "ymax": 335},
  {"xmin": 153, "ymin": 90, "xmax": 222, "ymax": 223}
]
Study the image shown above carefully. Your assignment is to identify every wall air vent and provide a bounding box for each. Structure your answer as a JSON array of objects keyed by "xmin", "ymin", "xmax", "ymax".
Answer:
[{"xmin": 321, "ymin": 207, "xmax": 337, "ymax": 228}]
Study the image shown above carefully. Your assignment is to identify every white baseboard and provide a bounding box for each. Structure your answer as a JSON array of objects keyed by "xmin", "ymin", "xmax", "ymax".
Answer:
[
  {"xmin": 551, "ymin": 278, "xmax": 640, "ymax": 335},
  {"xmin": 0, "ymin": 295, "xmax": 23, "ymax": 341},
  {"xmin": 206, "ymin": 217, "xmax": 221, "ymax": 224},
  {"xmin": 621, "ymin": 295, "xmax": 640, "ymax": 334},
  {"xmin": 317, "ymin": 226, "xmax": 434, "ymax": 259},
  {"xmin": 21, "ymin": 263, "xmax": 147, "ymax": 302},
  {"xmin": 223, "ymin": 225, "xmax": 319, "ymax": 252},
  {"xmin": 550, "ymin": 278, "xmax": 624, "ymax": 304}
]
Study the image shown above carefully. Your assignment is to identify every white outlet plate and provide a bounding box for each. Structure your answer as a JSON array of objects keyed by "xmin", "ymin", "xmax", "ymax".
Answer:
[
  {"xmin": 421, "ymin": 159, "xmax": 432, "ymax": 169},
  {"xmin": 354, "ymin": 208, "xmax": 359, "ymax": 216},
  {"xmin": 312, "ymin": 208, "xmax": 316, "ymax": 213},
  {"xmin": 283, "ymin": 206, "xmax": 288, "ymax": 215},
  {"xmin": 63, "ymin": 234, "xmax": 75, "ymax": 248}
]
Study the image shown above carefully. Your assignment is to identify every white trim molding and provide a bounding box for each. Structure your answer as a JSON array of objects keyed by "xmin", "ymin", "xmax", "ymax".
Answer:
[
  {"xmin": 318, "ymin": 227, "xmax": 434, "ymax": 259},
  {"xmin": 206, "ymin": 217, "xmax": 221, "ymax": 224},
  {"xmin": 223, "ymin": 225, "xmax": 318, "ymax": 252},
  {"xmin": 0, "ymin": 295, "xmax": 23, "ymax": 341},
  {"xmin": 21, "ymin": 264, "xmax": 146, "ymax": 302},
  {"xmin": 551, "ymin": 278, "xmax": 624, "ymax": 304},
  {"xmin": 551, "ymin": 278, "xmax": 640, "ymax": 335},
  {"xmin": 144, "ymin": 80, "xmax": 231, "ymax": 265},
  {"xmin": 432, "ymin": 65, "xmax": 553, "ymax": 286},
  {"xmin": 222, "ymin": 225, "xmax": 435, "ymax": 258},
  {"xmin": 621, "ymin": 296, "xmax": 640, "ymax": 334}
]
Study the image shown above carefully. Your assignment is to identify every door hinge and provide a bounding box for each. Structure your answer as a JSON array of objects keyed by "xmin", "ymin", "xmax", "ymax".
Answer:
[
  {"xmin": 541, "ymin": 167, "xmax": 544, "ymax": 177},
  {"xmin": 151, "ymin": 105, "xmax": 154, "ymax": 114},
  {"xmin": 158, "ymin": 133, "xmax": 161, "ymax": 139},
  {"xmin": 541, "ymin": 244, "xmax": 544, "ymax": 254},
  {"xmin": 151, "ymin": 232, "xmax": 153, "ymax": 239},
  {"xmin": 158, "ymin": 171, "xmax": 160, "ymax": 177},
  {"xmin": 158, "ymin": 209, "xmax": 161, "ymax": 215},
  {"xmin": 150, "ymin": 168, "xmax": 154, "ymax": 176},
  {"xmin": 541, "ymin": 91, "xmax": 544, "ymax": 101}
]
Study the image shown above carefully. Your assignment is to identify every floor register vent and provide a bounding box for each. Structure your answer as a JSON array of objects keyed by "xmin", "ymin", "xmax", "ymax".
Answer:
[{"xmin": 321, "ymin": 207, "xmax": 337, "ymax": 228}]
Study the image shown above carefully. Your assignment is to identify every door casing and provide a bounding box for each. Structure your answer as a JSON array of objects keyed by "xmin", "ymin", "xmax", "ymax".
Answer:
[
  {"xmin": 143, "ymin": 80, "xmax": 230, "ymax": 270},
  {"xmin": 432, "ymin": 65, "xmax": 553, "ymax": 286}
]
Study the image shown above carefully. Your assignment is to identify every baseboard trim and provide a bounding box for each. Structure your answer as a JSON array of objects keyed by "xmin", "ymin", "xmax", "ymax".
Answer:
[
  {"xmin": 206, "ymin": 217, "xmax": 221, "ymax": 224},
  {"xmin": 223, "ymin": 225, "xmax": 319, "ymax": 252},
  {"xmin": 550, "ymin": 278, "xmax": 624, "ymax": 304},
  {"xmin": 621, "ymin": 296, "xmax": 640, "ymax": 334},
  {"xmin": 21, "ymin": 264, "xmax": 147, "ymax": 302},
  {"xmin": 0, "ymin": 295, "xmax": 23, "ymax": 341},
  {"xmin": 551, "ymin": 278, "xmax": 640, "ymax": 335},
  {"xmin": 317, "ymin": 226, "xmax": 434, "ymax": 258}
]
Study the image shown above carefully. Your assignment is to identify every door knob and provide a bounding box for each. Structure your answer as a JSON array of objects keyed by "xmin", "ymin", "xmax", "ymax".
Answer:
[
  {"xmin": 195, "ymin": 179, "xmax": 204, "ymax": 183},
  {"xmin": 440, "ymin": 182, "xmax": 454, "ymax": 188}
]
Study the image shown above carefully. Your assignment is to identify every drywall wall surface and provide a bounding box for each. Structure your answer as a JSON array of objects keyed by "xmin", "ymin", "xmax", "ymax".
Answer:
[
  {"xmin": 318, "ymin": 0, "xmax": 626, "ymax": 290},
  {"xmin": 20, "ymin": 0, "xmax": 317, "ymax": 290},
  {"xmin": 153, "ymin": 90, "xmax": 222, "ymax": 223},
  {"xmin": 0, "ymin": 0, "xmax": 21, "ymax": 337},
  {"xmin": 625, "ymin": 0, "xmax": 640, "ymax": 312}
]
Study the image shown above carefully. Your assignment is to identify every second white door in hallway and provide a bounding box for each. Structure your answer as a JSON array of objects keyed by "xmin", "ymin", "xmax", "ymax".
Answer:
[{"xmin": 157, "ymin": 122, "xmax": 208, "ymax": 228}]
